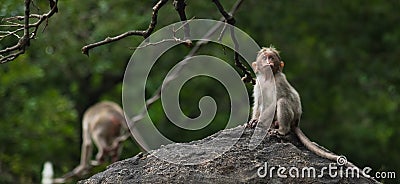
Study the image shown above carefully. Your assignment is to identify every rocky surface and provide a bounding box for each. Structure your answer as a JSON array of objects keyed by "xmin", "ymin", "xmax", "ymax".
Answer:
[{"xmin": 78, "ymin": 125, "xmax": 380, "ymax": 184}]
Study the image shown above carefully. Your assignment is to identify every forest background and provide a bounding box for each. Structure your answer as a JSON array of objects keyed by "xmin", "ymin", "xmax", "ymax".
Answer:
[{"xmin": 0, "ymin": 0, "xmax": 399, "ymax": 183}]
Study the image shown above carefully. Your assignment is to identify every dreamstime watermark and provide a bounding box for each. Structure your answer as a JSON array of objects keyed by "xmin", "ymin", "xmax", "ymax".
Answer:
[
  {"xmin": 122, "ymin": 19, "xmax": 276, "ymax": 164},
  {"xmin": 257, "ymin": 155, "xmax": 396, "ymax": 180}
]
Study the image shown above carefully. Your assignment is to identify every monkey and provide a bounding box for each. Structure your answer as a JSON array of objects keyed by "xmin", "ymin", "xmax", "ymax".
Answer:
[
  {"xmin": 247, "ymin": 47, "xmax": 280, "ymax": 129},
  {"xmin": 248, "ymin": 47, "xmax": 300, "ymax": 135},
  {"xmin": 247, "ymin": 47, "xmax": 359, "ymax": 169},
  {"xmin": 64, "ymin": 101, "xmax": 130, "ymax": 178}
]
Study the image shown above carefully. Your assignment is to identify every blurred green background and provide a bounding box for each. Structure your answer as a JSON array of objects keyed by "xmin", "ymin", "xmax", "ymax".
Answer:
[{"xmin": 1, "ymin": 0, "xmax": 399, "ymax": 183}]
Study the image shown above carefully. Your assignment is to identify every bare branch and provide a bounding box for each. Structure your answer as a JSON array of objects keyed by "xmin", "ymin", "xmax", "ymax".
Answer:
[
  {"xmin": 130, "ymin": 19, "xmax": 194, "ymax": 49},
  {"xmin": 81, "ymin": 30, "xmax": 147, "ymax": 56},
  {"xmin": 212, "ymin": 0, "xmax": 255, "ymax": 84},
  {"xmin": 0, "ymin": 0, "xmax": 59, "ymax": 64},
  {"xmin": 131, "ymin": 38, "xmax": 189, "ymax": 50},
  {"xmin": 0, "ymin": 0, "xmax": 30, "ymax": 63},
  {"xmin": 173, "ymin": 0, "xmax": 191, "ymax": 45},
  {"xmin": 186, "ymin": 0, "xmax": 243, "ymax": 57},
  {"xmin": 211, "ymin": 0, "xmax": 236, "ymax": 25},
  {"xmin": 2, "ymin": 14, "xmax": 41, "ymax": 21},
  {"xmin": 129, "ymin": 0, "xmax": 246, "ymax": 127},
  {"xmin": 81, "ymin": 0, "xmax": 169, "ymax": 55},
  {"xmin": 0, "ymin": 29, "xmax": 24, "ymax": 40},
  {"xmin": 230, "ymin": 24, "xmax": 255, "ymax": 84}
]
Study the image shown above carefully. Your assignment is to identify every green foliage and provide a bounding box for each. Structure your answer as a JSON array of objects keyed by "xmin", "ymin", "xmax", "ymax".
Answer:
[
  {"xmin": 0, "ymin": 56, "xmax": 78, "ymax": 183},
  {"xmin": 0, "ymin": 0, "xmax": 399, "ymax": 183}
]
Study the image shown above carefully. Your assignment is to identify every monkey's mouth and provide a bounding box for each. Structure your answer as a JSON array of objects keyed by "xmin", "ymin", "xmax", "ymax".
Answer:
[
  {"xmin": 265, "ymin": 62, "xmax": 278, "ymax": 71},
  {"xmin": 264, "ymin": 61, "xmax": 274, "ymax": 68}
]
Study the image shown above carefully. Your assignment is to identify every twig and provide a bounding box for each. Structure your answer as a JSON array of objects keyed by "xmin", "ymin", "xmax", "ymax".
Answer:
[
  {"xmin": 173, "ymin": 0, "xmax": 191, "ymax": 45},
  {"xmin": 2, "ymin": 14, "xmax": 41, "ymax": 21},
  {"xmin": 0, "ymin": 29, "xmax": 23, "ymax": 40},
  {"xmin": 130, "ymin": 18, "xmax": 194, "ymax": 49},
  {"xmin": 0, "ymin": 0, "xmax": 59, "ymax": 64},
  {"xmin": 231, "ymin": 25, "xmax": 255, "ymax": 84},
  {"xmin": 131, "ymin": 38, "xmax": 189, "ymax": 50},
  {"xmin": 81, "ymin": 0, "xmax": 169, "ymax": 55},
  {"xmin": 211, "ymin": 0, "xmax": 236, "ymax": 25},
  {"xmin": 186, "ymin": 0, "xmax": 244, "ymax": 58}
]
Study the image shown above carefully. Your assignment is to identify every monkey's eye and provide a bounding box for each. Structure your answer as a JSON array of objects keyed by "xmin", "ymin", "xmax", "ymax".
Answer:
[{"xmin": 262, "ymin": 56, "xmax": 268, "ymax": 60}]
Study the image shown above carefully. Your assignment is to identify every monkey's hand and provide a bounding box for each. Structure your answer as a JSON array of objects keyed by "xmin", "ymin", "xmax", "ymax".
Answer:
[{"xmin": 246, "ymin": 119, "xmax": 259, "ymax": 128}]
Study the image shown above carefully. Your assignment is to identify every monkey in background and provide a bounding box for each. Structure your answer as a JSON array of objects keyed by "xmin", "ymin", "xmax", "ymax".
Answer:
[
  {"xmin": 247, "ymin": 47, "xmax": 358, "ymax": 167},
  {"xmin": 61, "ymin": 101, "xmax": 130, "ymax": 180}
]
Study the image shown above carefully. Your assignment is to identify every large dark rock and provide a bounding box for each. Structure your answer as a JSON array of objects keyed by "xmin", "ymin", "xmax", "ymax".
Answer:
[{"xmin": 78, "ymin": 125, "xmax": 380, "ymax": 184}]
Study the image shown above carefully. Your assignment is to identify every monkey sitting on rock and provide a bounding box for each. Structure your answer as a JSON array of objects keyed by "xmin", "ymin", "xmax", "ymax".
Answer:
[{"xmin": 247, "ymin": 47, "xmax": 358, "ymax": 168}]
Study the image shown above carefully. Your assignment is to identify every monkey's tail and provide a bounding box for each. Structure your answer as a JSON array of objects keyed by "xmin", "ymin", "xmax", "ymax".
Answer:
[
  {"xmin": 294, "ymin": 127, "xmax": 339, "ymax": 162},
  {"xmin": 294, "ymin": 127, "xmax": 361, "ymax": 170}
]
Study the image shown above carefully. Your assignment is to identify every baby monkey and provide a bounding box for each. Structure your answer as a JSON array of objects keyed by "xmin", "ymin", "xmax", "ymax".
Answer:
[{"xmin": 248, "ymin": 47, "xmax": 350, "ymax": 164}]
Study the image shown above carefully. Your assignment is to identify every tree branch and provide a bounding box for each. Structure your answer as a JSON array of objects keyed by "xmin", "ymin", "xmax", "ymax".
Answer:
[
  {"xmin": 129, "ymin": 0, "xmax": 246, "ymax": 127},
  {"xmin": 173, "ymin": 0, "xmax": 191, "ymax": 44},
  {"xmin": 211, "ymin": 0, "xmax": 236, "ymax": 25},
  {"xmin": 81, "ymin": 0, "xmax": 169, "ymax": 55},
  {"xmin": 0, "ymin": 0, "xmax": 58, "ymax": 64},
  {"xmin": 212, "ymin": 0, "xmax": 255, "ymax": 84},
  {"xmin": 82, "ymin": 0, "xmax": 253, "ymax": 84}
]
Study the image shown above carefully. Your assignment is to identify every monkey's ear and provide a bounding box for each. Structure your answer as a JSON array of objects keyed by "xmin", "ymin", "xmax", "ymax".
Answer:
[
  {"xmin": 280, "ymin": 61, "xmax": 285, "ymax": 69},
  {"xmin": 252, "ymin": 62, "xmax": 258, "ymax": 72}
]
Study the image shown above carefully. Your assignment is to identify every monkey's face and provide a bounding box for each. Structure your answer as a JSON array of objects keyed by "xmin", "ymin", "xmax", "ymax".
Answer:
[
  {"xmin": 260, "ymin": 51, "xmax": 279, "ymax": 67},
  {"xmin": 255, "ymin": 50, "xmax": 283, "ymax": 74}
]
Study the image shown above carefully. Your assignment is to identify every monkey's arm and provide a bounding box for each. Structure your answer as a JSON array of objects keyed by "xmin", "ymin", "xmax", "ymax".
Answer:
[
  {"xmin": 247, "ymin": 82, "xmax": 261, "ymax": 127},
  {"xmin": 257, "ymin": 104, "xmax": 275, "ymax": 128},
  {"xmin": 251, "ymin": 82, "xmax": 261, "ymax": 120}
]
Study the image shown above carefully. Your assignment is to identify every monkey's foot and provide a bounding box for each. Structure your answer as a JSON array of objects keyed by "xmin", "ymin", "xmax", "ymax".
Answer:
[
  {"xmin": 90, "ymin": 160, "xmax": 102, "ymax": 166},
  {"xmin": 272, "ymin": 120, "xmax": 279, "ymax": 129},
  {"xmin": 268, "ymin": 129, "xmax": 278, "ymax": 136},
  {"xmin": 246, "ymin": 119, "xmax": 258, "ymax": 128},
  {"xmin": 69, "ymin": 165, "xmax": 90, "ymax": 177},
  {"xmin": 269, "ymin": 129, "xmax": 289, "ymax": 139}
]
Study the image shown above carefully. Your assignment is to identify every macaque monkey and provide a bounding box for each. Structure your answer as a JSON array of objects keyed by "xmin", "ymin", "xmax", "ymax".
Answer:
[
  {"xmin": 66, "ymin": 101, "xmax": 130, "ymax": 178},
  {"xmin": 247, "ymin": 47, "xmax": 355, "ymax": 166}
]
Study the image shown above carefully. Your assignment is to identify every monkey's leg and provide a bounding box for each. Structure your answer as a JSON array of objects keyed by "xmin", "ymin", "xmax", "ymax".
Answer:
[
  {"xmin": 110, "ymin": 143, "xmax": 121, "ymax": 162},
  {"xmin": 71, "ymin": 136, "xmax": 92, "ymax": 176},
  {"xmin": 267, "ymin": 120, "xmax": 279, "ymax": 134},
  {"xmin": 81, "ymin": 140, "xmax": 93, "ymax": 166},
  {"xmin": 109, "ymin": 134, "xmax": 129, "ymax": 162},
  {"xmin": 91, "ymin": 131, "xmax": 108, "ymax": 165},
  {"xmin": 79, "ymin": 123, "xmax": 93, "ymax": 168},
  {"xmin": 275, "ymin": 99, "xmax": 293, "ymax": 135}
]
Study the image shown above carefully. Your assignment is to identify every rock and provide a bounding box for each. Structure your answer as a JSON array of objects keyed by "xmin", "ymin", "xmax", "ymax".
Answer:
[{"xmin": 78, "ymin": 125, "xmax": 380, "ymax": 184}]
